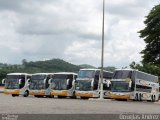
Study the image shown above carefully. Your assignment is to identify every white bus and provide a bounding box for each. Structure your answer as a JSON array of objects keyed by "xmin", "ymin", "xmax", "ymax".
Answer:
[
  {"xmin": 50, "ymin": 72, "xmax": 77, "ymax": 98},
  {"xmin": 110, "ymin": 69, "xmax": 159, "ymax": 102},
  {"xmin": 3, "ymin": 73, "xmax": 31, "ymax": 97},
  {"xmin": 75, "ymin": 69, "xmax": 113, "ymax": 99},
  {"xmin": 29, "ymin": 73, "xmax": 53, "ymax": 97}
]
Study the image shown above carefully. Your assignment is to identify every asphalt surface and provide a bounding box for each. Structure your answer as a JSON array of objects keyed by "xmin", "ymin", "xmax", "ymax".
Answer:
[{"xmin": 0, "ymin": 94, "xmax": 160, "ymax": 114}]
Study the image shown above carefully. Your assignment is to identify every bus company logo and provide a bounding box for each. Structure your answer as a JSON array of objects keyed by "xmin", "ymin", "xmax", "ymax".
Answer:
[
  {"xmin": 139, "ymin": 80, "xmax": 148, "ymax": 86},
  {"xmin": 2, "ymin": 114, "xmax": 18, "ymax": 120}
]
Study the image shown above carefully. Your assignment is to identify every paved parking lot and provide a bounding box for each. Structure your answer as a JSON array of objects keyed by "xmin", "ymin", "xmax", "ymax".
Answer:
[{"xmin": 0, "ymin": 94, "xmax": 160, "ymax": 114}]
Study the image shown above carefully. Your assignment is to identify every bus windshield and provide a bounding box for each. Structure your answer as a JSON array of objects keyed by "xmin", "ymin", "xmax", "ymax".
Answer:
[
  {"xmin": 53, "ymin": 74, "xmax": 69, "ymax": 79},
  {"xmin": 76, "ymin": 80, "xmax": 92, "ymax": 91},
  {"xmin": 50, "ymin": 78, "xmax": 67, "ymax": 90},
  {"xmin": 31, "ymin": 75, "xmax": 46, "ymax": 80},
  {"xmin": 113, "ymin": 70, "xmax": 132, "ymax": 79},
  {"xmin": 111, "ymin": 81, "xmax": 130, "ymax": 92},
  {"xmin": 6, "ymin": 75, "xmax": 20, "ymax": 79},
  {"xmin": 78, "ymin": 70, "xmax": 95, "ymax": 78},
  {"xmin": 5, "ymin": 78, "xmax": 19, "ymax": 89},
  {"xmin": 29, "ymin": 75, "xmax": 46, "ymax": 90}
]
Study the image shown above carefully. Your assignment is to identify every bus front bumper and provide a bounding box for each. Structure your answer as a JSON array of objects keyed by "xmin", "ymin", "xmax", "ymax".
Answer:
[
  {"xmin": 110, "ymin": 93, "xmax": 130, "ymax": 99},
  {"xmin": 50, "ymin": 90, "xmax": 68, "ymax": 96},
  {"xmin": 75, "ymin": 91, "xmax": 93, "ymax": 98},
  {"xmin": 29, "ymin": 90, "xmax": 45, "ymax": 96},
  {"xmin": 3, "ymin": 89, "xmax": 20, "ymax": 95}
]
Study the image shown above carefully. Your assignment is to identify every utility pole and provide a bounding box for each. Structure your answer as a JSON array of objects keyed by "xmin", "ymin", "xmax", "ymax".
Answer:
[{"xmin": 99, "ymin": 0, "xmax": 105, "ymax": 100}]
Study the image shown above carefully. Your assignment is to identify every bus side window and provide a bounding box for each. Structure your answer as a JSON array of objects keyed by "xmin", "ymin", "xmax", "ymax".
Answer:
[{"xmin": 103, "ymin": 81, "xmax": 111, "ymax": 90}]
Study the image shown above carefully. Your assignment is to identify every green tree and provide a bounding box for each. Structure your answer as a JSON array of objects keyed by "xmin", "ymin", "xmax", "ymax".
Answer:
[
  {"xmin": 139, "ymin": 4, "xmax": 160, "ymax": 66},
  {"xmin": 130, "ymin": 4, "xmax": 160, "ymax": 81}
]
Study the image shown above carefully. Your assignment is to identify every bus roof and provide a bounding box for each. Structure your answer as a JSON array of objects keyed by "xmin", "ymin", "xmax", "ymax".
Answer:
[
  {"xmin": 79, "ymin": 68, "xmax": 113, "ymax": 73},
  {"xmin": 7, "ymin": 73, "xmax": 31, "ymax": 76},
  {"xmin": 54, "ymin": 72, "xmax": 77, "ymax": 75},
  {"xmin": 32, "ymin": 73, "xmax": 54, "ymax": 75}
]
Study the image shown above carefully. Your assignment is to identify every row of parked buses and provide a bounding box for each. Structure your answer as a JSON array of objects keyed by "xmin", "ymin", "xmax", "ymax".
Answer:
[{"xmin": 2, "ymin": 68, "xmax": 159, "ymax": 102}]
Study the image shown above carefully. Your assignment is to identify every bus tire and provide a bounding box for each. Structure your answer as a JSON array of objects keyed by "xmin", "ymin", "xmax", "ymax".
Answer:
[
  {"xmin": 135, "ymin": 93, "xmax": 138, "ymax": 101},
  {"xmin": 23, "ymin": 90, "xmax": 29, "ymax": 97}
]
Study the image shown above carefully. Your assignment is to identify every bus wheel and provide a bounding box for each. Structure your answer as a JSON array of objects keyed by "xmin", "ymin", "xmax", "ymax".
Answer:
[
  {"xmin": 135, "ymin": 93, "xmax": 138, "ymax": 101},
  {"xmin": 23, "ymin": 90, "xmax": 29, "ymax": 97}
]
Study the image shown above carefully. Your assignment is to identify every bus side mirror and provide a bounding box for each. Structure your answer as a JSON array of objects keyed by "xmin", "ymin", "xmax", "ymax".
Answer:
[
  {"xmin": 19, "ymin": 79, "xmax": 22, "ymax": 84},
  {"xmin": 129, "ymin": 81, "xmax": 132, "ymax": 88},
  {"xmin": 27, "ymin": 79, "xmax": 31, "ymax": 84},
  {"xmin": 91, "ymin": 79, "xmax": 94, "ymax": 87},
  {"xmin": 2, "ymin": 79, "xmax": 5, "ymax": 84},
  {"xmin": 44, "ymin": 78, "xmax": 47, "ymax": 84},
  {"xmin": 107, "ymin": 81, "xmax": 110, "ymax": 88},
  {"xmin": 48, "ymin": 79, "xmax": 52, "ymax": 84},
  {"xmin": 72, "ymin": 80, "xmax": 75, "ymax": 86},
  {"xmin": 67, "ymin": 79, "xmax": 70, "ymax": 85}
]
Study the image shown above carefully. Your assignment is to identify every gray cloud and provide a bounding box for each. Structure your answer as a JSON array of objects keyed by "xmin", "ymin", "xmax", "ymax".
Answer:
[{"xmin": 0, "ymin": 0, "xmax": 158, "ymax": 68}]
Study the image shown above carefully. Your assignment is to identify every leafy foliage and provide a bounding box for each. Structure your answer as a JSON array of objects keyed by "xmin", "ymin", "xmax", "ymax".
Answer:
[
  {"xmin": 130, "ymin": 4, "xmax": 160, "ymax": 82},
  {"xmin": 79, "ymin": 64, "xmax": 97, "ymax": 69},
  {"xmin": 0, "ymin": 58, "xmax": 116, "ymax": 85},
  {"xmin": 0, "ymin": 59, "xmax": 81, "ymax": 84},
  {"xmin": 139, "ymin": 5, "xmax": 160, "ymax": 65}
]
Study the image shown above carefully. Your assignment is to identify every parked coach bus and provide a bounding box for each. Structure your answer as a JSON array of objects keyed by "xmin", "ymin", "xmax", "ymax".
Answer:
[
  {"xmin": 50, "ymin": 72, "xmax": 77, "ymax": 98},
  {"xmin": 2, "ymin": 73, "xmax": 31, "ymax": 97},
  {"xmin": 29, "ymin": 73, "xmax": 53, "ymax": 97},
  {"xmin": 75, "ymin": 69, "xmax": 113, "ymax": 99},
  {"xmin": 110, "ymin": 69, "xmax": 159, "ymax": 102}
]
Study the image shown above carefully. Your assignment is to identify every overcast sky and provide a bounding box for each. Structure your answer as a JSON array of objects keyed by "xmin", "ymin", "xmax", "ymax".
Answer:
[{"xmin": 0, "ymin": 0, "xmax": 159, "ymax": 68}]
